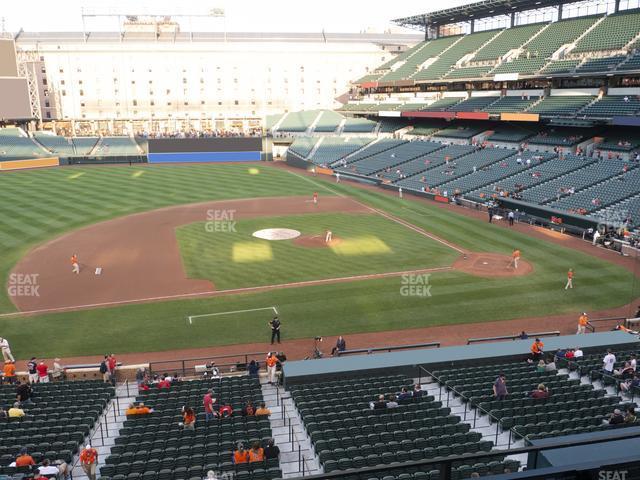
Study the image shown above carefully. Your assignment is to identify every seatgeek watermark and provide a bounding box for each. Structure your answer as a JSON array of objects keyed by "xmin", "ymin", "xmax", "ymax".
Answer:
[
  {"xmin": 205, "ymin": 209, "xmax": 237, "ymax": 233},
  {"xmin": 7, "ymin": 273, "xmax": 40, "ymax": 297},
  {"xmin": 598, "ymin": 470, "xmax": 628, "ymax": 480},
  {"xmin": 400, "ymin": 273, "xmax": 432, "ymax": 297}
]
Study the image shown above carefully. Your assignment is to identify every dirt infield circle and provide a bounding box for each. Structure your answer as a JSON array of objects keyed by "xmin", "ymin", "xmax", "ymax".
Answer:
[
  {"xmin": 293, "ymin": 235, "xmax": 343, "ymax": 248},
  {"xmin": 452, "ymin": 252, "xmax": 534, "ymax": 277}
]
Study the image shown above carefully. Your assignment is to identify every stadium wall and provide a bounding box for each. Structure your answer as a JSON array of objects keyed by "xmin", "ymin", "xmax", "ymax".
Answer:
[
  {"xmin": 147, "ymin": 137, "xmax": 262, "ymax": 163},
  {"xmin": 0, "ymin": 157, "xmax": 59, "ymax": 170}
]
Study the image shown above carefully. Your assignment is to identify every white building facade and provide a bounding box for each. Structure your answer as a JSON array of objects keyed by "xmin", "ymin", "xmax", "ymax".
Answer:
[{"xmin": 15, "ymin": 31, "xmax": 419, "ymax": 134}]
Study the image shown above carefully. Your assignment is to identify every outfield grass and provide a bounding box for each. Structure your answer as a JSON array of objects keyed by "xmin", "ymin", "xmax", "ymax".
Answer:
[
  {"xmin": 177, "ymin": 213, "xmax": 457, "ymax": 289},
  {"xmin": 0, "ymin": 164, "xmax": 637, "ymax": 359}
]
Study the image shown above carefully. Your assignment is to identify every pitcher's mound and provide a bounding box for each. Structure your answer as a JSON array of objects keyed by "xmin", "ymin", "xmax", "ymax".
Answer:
[
  {"xmin": 293, "ymin": 235, "xmax": 343, "ymax": 249},
  {"xmin": 452, "ymin": 252, "xmax": 533, "ymax": 278}
]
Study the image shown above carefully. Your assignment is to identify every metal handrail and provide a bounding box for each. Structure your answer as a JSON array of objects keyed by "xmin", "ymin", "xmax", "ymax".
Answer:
[{"xmin": 148, "ymin": 351, "xmax": 270, "ymax": 377}]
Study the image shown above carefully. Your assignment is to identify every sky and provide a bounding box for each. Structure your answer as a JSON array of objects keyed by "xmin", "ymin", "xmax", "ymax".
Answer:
[{"xmin": 1, "ymin": 0, "xmax": 472, "ymax": 34}]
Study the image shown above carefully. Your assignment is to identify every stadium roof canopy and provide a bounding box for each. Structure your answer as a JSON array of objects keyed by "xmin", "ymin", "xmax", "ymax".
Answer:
[{"xmin": 394, "ymin": 0, "xmax": 582, "ymax": 29}]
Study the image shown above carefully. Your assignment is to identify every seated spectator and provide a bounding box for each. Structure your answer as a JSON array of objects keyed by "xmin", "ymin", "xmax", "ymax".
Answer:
[
  {"xmin": 397, "ymin": 387, "xmax": 413, "ymax": 403},
  {"xmin": 205, "ymin": 470, "xmax": 219, "ymax": 480},
  {"xmin": 264, "ymin": 439, "xmax": 280, "ymax": 461},
  {"xmin": 204, "ymin": 362, "xmax": 220, "ymax": 379},
  {"xmin": 535, "ymin": 360, "xmax": 546, "ymax": 373},
  {"xmin": 37, "ymin": 459, "xmax": 68, "ymax": 478},
  {"xmin": 33, "ymin": 468, "xmax": 47, "ymax": 480},
  {"xmin": 574, "ymin": 347, "xmax": 584, "ymax": 358},
  {"xmin": 370, "ymin": 394, "xmax": 387, "ymax": 410},
  {"xmin": 331, "ymin": 336, "xmax": 347, "ymax": 356},
  {"xmin": 615, "ymin": 361, "xmax": 635, "ymax": 379},
  {"xmin": 218, "ymin": 404, "xmax": 233, "ymax": 418},
  {"xmin": 181, "ymin": 406, "xmax": 195, "ymax": 430},
  {"xmin": 545, "ymin": 358, "xmax": 557, "ymax": 372},
  {"xmin": 125, "ymin": 403, "xmax": 153, "ymax": 416},
  {"xmin": 565, "ymin": 349, "xmax": 575, "ymax": 360},
  {"xmin": 608, "ymin": 408, "xmax": 624, "ymax": 426},
  {"xmin": 621, "ymin": 374, "xmax": 640, "ymax": 393},
  {"xmin": 275, "ymin": 352, "xmax": 287, "ymax": 371},
  {"xmin": 3, "ymin": 361, "xmax": 16, "ymax": 384},
  {"xmin": 233, "ymin": 444, "xmax": 249, "ymax": 464},
  {"xmin": 51, "ymin": 359, "xmax": 66, "ymax": 382},
  {"xmin": 624, "ymin": 406, "xmax": 637, "ymax": 424},
  {"xmin": 413, "ymin": 384, "xmax": 424, "ymax": 398},
  {"xmin": 248, "ymin": 441, "xmax": 264, "ymax": 463},
  {"xmin": 9, "ymin": 402, "xmax": 25, "ymax": 418},
  {"xmin": 386, "ymin": 395, "xmax": 399, "ymax": 408},
  {"xmin": 0, "ymin": 407, "xmax": 7, "ymax": 421},
  {"xmin": 16, "ymin": 380, "xmax": 33, "ymax": 405},
  {"xmin": 530, "ymin": 384, "xmax": 550, "ymax": 399},
  {"xmin": 255, "ymin": 402, "xmax": 271, "ymax": 416},
  {"xmin": 242, "ymin": 401, "xmax": 256, "ymax": 417},
  {"xmin": 247, "ymin": 360, "xmax": 260, "ymax": 376},
  {"xmin": 15, "ymin": 448, "xmax": 35, "ymax": 467}
]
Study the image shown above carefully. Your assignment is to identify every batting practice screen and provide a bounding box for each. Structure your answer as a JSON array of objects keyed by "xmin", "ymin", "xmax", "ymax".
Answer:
[{"xmin": 147, "ymin": 138, "xmax": 262, "ymax": 163}]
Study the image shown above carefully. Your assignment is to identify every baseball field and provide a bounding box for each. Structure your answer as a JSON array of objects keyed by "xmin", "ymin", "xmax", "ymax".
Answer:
[{"xmin": 0, "ymin": 163, "xmax": 638, "ymax": 359}]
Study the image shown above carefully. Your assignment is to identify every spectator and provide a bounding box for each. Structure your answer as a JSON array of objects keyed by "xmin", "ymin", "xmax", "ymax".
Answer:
[
  {"xmin": 80, "ymin": 444, "xmax": 98, "ymax": 480},
  {"xmin": 36, "ymin": 361, "xmax": 49, "ymax": 383},
  {"xmin": 242, "ymin": 400, "xmax": 256, "ymax": 417},
  {"xmin": 125, "ymin": 403, "xmax": 153, "ymax": 416},
  {"xmin": 15, "ymin": 448, "xmax": 35, "ymax": 467},
  {"xmin": 9, "ymin": 402, "xmax": 25, "ymax": 418},
  {"xmin": 204, "ymin": 362, "xmax": 220, "ymax": 379},
  {"xmin": 135, "ymin": 368, "xmax": 146, "ymax": 385},
  {"xmin": 621, "ymin": 373, "xmax": 640, "ymax": 393},
  {"xmin": 248, "ymin": 441, "xmax": 265, "ymax": 463},
  {"xmin": 218, "ymin": 404, "xmax": 233, "ymax": 418},
  {"xmin": 27, "ymin": 357, "xmax": 38, "ymax": 384},
  {"xmin": 275, "ymin": 352, "xmax": 287, "ymax": 371},
  {"xmin": 331, "ymin": 336, "xmax": 347, "ymax": 356},
  {"xmin": 51, "ymin": 359, "xmax": 66, "ymax": 382},
  {"xmin": 536, "ymin": 360, "xmax": 546, "ymax": 373},
  {"xmin": 38, "ymin": 458, "xmax": 68, "ymax": 477},
  {"xmin": 107, "ymin": 354, "xmax": 117, "ymax": 385},
  {"xmin": 203, "ymin": 390, "xmax": 216, "ymax": 422},
  {"xmin": 0, "ymin": 337, "xmax": 15, "ymax": 363},
  {"xmin": 370, "ymin": 394, "xmax": 387, "ymax": 410},
  {"xmin": 574, "ymin": 347, "xmax": 584, "ymax": 358},
  {"xmin": 603, "ymin": 349, "xmax": 617, "ymax": 376},
  {"xmin": 247, "ymin": 360, "xmax": 260, "ymax": 376},
  {"xmin": 413, "ymin": 384, "xmax": 424, "ymax": 398},
  {"xmin": 181, "ymin": 406, "xmax": 196, "ymax": 430},
  {"xmin": 630, "ymin": 354, "xmax": 637, "ymax": 371},
  {"xmin": 99, "ymin": 356, "xmax": 110, "ymax": 384},
  {"xmin": 264, "ymin": 438, "xmax": 280, "ymax": 461},
  {"xmin": 157, "ymin": 376, "xmax": 171, "ymax": 389},
  {"xmin": 518, "ymin": 331, "xmax": 529, "ymax": 340},
  {"xmin": 398, "ymin": 387, "xmax": 413, "ymax": 403},
  {"xmin": 233, "ymin": 444, "xmax": 249, "ymax": 464},
  {"xmin": 205, "ymin": 470, "xmax": 219, "ymax": 480},
  {"xmin": 608, "ymin": 408, "xmax": 624, "ymax": 426},
  {"xmin": 530, "ymin": 339, "xmax": 544, "ymax": 362},
  {"xmin": 0, "ymin": 407, "xmax": 7, "ymax": 421},
  {"xmin": 615, "ymin": 361, "xmax": 635, "ymax": 379},
  {"xmin": 386, "ymin": 395, "xmax": 399, "ymax": 408},
  {"xmin": 255, "ymin": 402, "xmax": 271, "ymax": 417},
  {"xmin": 16, "ymin": 380, "xmax": 32, "ymax": 405},
  {"xmin": 530, "ymin": 384, "xmax": 550, "ymax": 399},
  {"xmin": 3, "ymin": 361, "xmax": 16, "ymax": 385},
  {"xmin": 493, "ymin": 374, "xmax": 508, "ymax": 400},
  {"xmin": 266, "ymin": 353, "xmax": 278, "ymax": 385},
  {"xmin": 624, "ymin": 406, "xmax": 637, "ymax": 424},
  {"xmin": 565, "ymin": 349, "xmax": 575, "ymax": 360},
  {"xmin": 545, "ymin": 357, "xmax": 557, "ymax": 372}
]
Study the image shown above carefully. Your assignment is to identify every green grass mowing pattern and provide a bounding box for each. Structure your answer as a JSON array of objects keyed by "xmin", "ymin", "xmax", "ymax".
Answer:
[
  {"xmin": 0, "ymin": 164, "xmax": 324, "ymax": 313},
  {"xmin": 176, "ymin": 213, "xmax": 457, "ymax": 289},
  {"xmin": 0, "ymin": 165, "xmax": 637, "ymax": 358}
]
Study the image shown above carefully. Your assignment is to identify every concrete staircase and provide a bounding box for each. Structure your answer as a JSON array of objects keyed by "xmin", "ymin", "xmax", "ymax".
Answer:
[
  {"xmin": 260, "ymin": 375, "xmax": 321, "ymax": 478},
  {"xmin": 70, "ymin": 382, "xmax": 138, "ymax": 480}
]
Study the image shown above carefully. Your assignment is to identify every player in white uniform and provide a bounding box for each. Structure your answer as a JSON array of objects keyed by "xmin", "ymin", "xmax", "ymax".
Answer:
[{"xmin": 325, "ymin": 230, "xmax": 333, "ymax": 243}]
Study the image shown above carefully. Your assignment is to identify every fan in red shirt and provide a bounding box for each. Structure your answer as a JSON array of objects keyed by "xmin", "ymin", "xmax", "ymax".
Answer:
[
  {"xmin": 157, "ymin": 376, "xmax": 171, "ymax": 389},
  {"xmin": 36, "ymin": 361, "xmax": 49, "ymax": 383}
]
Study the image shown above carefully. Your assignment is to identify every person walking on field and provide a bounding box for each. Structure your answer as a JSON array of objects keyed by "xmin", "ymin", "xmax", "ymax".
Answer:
[
  {"xmin": 71, "ymin": 253, "xmax": 80, "ymax": 274},
  {"xmin": 577, "ymin": 312, "xmax": 589, "ymax": 334},
  {"xmin": 0, "ymin": 338, "xmax": 15, "ymax": 363},
  {"xmin": 335, "ymin": 172, "xmax": 340, "ymax": 183},
  {"xmin": 565, "ymin": 269, "xmax": 574, "ymax": 290},
  {"xmin": 325, "ymin": 230, "xmax": 333, "ymax": 243},
  {"xmin": 269, "ymin": 316, "xmax": 281, "ymax": 344},
  {"xmin": 312, "ymin": 192, "xmax": 318, "ymax": 205},
  {"xmin": 398, "ymin": 187, "xmax": 403, "ymax": 199}
]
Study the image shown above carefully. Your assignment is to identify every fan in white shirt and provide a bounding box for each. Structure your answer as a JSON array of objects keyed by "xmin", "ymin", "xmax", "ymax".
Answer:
[{"xmin": 603, "ymin": 349, "xmax": 617, "ymax": 374}]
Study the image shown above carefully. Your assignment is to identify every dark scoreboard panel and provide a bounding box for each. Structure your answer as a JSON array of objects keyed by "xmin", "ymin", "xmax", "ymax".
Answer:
[{"xmin": 147, "ymin": 137, "xmax": 262, "ymax": 163}]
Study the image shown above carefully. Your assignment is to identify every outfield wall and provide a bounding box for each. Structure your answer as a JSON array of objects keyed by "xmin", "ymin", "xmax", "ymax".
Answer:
[
  {"xmin": 148, "ymin": 137, "xmax": 262, "ymax": 163},
  {"xmin": 0, "ymin": 157, "xmax": 59, "ymax": 170}
]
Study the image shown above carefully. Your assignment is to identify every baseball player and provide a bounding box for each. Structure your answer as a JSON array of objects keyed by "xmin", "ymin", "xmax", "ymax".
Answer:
[
  {"xmin": 398, "ymin": 187, "xmax": 403, "ymax": 199},
  {"xmin": 313, "ymin": 192, "xmax": 318, "ymax": 205},
  {"xmin": 508, "ymin": 249, "xmax": 521, "ymax": 269},
  {"xmin": 325, "ymin": 230, "xmax": 333, "ymax": 243},
  {"xmin": 565, "ymin": 269, "xmax": 574, "ymax": 289},
  {"xmin": 71, "ymin": 253, "xmax": 80, "ymax": 274},
  {"xmin": 335, "ymin": 172, "xmax": 340, "ymax": 183}
]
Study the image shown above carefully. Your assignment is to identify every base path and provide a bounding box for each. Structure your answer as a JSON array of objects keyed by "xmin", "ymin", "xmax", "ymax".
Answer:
[{"xmin": 9, "ymin": 196, "xmax": 369, "ymax": 312}]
